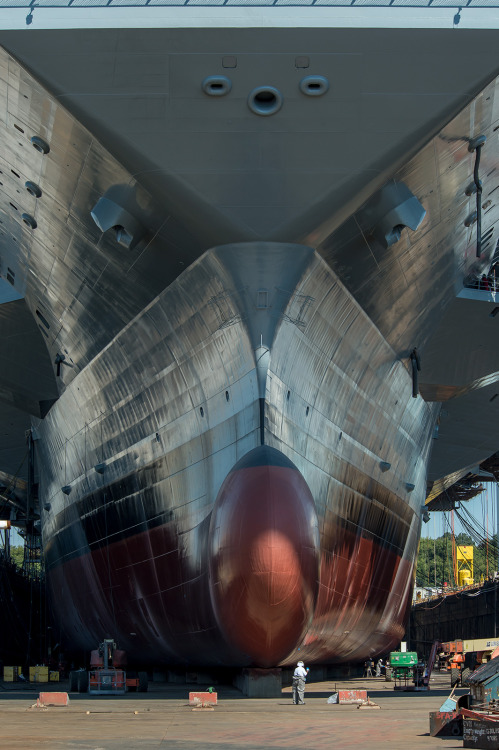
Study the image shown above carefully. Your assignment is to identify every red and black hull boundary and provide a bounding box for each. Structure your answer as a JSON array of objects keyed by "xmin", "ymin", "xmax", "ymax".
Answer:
[{"xmin": 45, "ymin": 446, "xmax": 417, "ymax": 668}]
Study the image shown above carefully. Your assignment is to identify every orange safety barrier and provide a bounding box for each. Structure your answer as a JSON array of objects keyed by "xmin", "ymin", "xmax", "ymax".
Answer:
[
  {"xmin": 189, "ymin": 691, "xmax": 217, "ymax": 706},
  {"xmin": 37, "ymin": 692, "xmax": 69, "ymax": 707}
]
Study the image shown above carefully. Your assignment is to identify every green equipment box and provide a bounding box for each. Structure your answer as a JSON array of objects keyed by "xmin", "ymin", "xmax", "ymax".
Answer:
[{"xmin": 389, "ymin": 651, "xmax": 418, "ymax": 667}]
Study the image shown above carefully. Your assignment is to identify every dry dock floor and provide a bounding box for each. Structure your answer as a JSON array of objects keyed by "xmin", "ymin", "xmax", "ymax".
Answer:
[{"xmin": 0, "ymin": 672, "xmax": 465, "ymax": 750}]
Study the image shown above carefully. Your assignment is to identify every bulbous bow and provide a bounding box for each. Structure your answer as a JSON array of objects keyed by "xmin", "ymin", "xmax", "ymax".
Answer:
[{"xmin": 208, "ymin": 446, "xmax": 319, "ymax": 667}]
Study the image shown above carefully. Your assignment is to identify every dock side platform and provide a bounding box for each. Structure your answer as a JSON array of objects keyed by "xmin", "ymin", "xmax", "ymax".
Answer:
[{"xmin": 0, "ymin": 671, "xmax": 467, "ymax": 749}]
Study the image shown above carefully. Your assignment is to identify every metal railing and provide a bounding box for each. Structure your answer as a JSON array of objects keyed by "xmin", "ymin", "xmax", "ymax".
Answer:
[
  {"xmin": 414, "ymin": 578, "xmax": 499, "ymax": 604},
  {"xmin": 1, "ymin": 0, "xmax": 498, "ymax": 8}
]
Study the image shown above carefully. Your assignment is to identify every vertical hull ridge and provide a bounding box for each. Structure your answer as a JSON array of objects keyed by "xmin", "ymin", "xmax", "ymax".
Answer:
[{"xmin": 39, "ymin": 242, "xmax": 434, "ymax": 667}]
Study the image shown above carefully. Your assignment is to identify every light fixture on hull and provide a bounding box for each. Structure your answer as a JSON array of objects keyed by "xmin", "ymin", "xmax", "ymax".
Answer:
[
  {"xmin": 90, "ymin": 188, "xmax": 146, "ymax": 250},
  {"xmin": 362, "ymin": 182, "xmax": 426, "ymax": 249}
]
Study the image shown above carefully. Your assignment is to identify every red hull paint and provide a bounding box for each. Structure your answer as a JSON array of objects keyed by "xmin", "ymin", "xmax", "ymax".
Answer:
[
  {"xmin": 293, "ymin": 533, "xmax": 413, "ymax": 664},
  {"xmin": 208, "ymin": 458, "xmax": 320, "ymax": 666},
  {"xmin": 47, "ymin": 519, "xmax": 412, "ymax": 667},
  {"xmin": 46, "ymin": 447, "xmax": 415, "ymax": 667},
  {"xmin": 48, "ymin": 524, "xmax": 245, "ymax": 665}
]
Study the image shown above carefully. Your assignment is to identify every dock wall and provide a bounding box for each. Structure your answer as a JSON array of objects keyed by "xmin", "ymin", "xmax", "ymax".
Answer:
[{"xmin": 410, "ymin": 582, "xmax": 499, "ymax": 658}]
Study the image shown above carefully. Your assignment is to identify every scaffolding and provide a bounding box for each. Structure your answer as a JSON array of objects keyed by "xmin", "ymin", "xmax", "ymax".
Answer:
[{"xmin": 22, "ymin": 532, "xmax": 43, "ymax": 580}]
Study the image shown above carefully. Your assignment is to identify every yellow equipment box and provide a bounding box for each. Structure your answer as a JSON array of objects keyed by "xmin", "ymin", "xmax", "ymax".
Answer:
[
  {"xmin": 3, "ymin": 666, "xmax": 17, "ymax": 682},
  {"xmin": 49, "ymin": 671, "xmax": 60, "ymax": 682},
  {"xmin": 29, "ymin": 666, "xmax": 49, "ymax": 683}
]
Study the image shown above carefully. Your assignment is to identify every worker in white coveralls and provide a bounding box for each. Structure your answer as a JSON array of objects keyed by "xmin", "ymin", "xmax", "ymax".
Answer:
[{"xmin": 292, "ymin": 660, "xmax": 310, "ymax": 704}]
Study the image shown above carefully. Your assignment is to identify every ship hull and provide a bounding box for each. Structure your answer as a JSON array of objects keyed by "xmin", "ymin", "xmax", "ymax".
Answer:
[
  {"xmin": 45, "ymin": 511, "xmax": 413, "ymax": 666},
  {"xmin": 40, "ymin": 243, "xmax": 433, "ymax": 667},
  {"xmin": 0, "ymin": 22, "xmax": 498, "ymax": 668}
]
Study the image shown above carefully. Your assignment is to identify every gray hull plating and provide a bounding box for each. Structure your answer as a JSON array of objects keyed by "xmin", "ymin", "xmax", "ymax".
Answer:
[
  {"xmin": 39, "ymin": 243, "xmax": 434, "ymax": 665},
  {"xmin": 0, "ymin": 26, "xmax": 498, "ymax": 664}
]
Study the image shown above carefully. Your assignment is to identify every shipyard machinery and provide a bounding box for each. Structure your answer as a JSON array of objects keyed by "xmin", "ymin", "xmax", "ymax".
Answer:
[
  {"xmin": 69, "ymin": 638, "xmax": 148, "ymax": 694},
  {"xmin": 390, "ymin": 651, "xmax": 419, "ymax": 690},
  {"xmin": 441, "ymin": 638, "xmax": 499, "ymax": 686},
  {"xmin": 390, "ymin": 641, "xmax": 439, "ymax": 691},
  {"xmin": 439, "ymin": 640, "xmax": 465, "ymax": 686}
]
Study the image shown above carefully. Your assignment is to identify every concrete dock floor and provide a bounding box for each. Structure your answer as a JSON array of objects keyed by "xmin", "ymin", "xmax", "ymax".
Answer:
[{"xmin": 0, "ymin": 672, "xmax": 465, "ymax": 750}]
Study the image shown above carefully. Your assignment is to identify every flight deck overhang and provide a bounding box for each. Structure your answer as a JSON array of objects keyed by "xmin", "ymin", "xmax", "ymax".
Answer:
[{"xmin": 1, "ymin": 2, "xmax": 499, "ymax": 32}]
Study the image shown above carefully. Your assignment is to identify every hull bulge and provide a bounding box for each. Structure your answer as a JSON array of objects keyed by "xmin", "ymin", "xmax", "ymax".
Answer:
[{"xmin": 209, "ymin": 446, "xmax": 319, "ymax": 667}]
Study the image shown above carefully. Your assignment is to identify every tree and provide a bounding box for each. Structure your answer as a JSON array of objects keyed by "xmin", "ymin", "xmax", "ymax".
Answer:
[
  {"xmin": 416, "ymin": 533, "xmax": 498, "ymax": 587},
  {"xmin": 9, "ymin": 545, "xmax": 24, "ymax": 569}
]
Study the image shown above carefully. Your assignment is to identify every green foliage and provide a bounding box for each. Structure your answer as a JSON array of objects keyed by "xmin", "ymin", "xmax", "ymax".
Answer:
[
  {"xmin": 416, "ymin": 533, "xmax": 498, "ymax": 587},
  {"xmin": 9, "ymin": 545, "xmax": 24, "ymax": 569}
]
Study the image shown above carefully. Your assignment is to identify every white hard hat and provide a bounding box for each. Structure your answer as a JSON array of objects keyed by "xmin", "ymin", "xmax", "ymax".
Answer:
[{"xmin": 297, "ymin": 660, "xmax": 304, "ymax": 667}]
